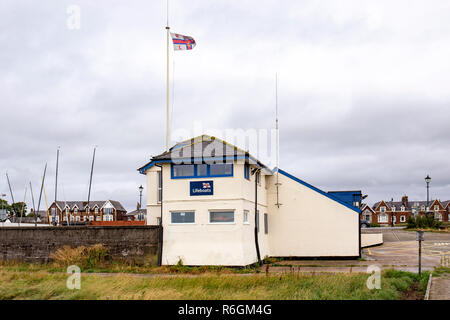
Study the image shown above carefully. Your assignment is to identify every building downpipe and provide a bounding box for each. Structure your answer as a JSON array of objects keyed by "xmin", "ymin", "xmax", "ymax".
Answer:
[
  {"xmin": 155, "ymin": 164, "xmax": 164, "ymax": 266},
  {"xmin": 252, "ymin": 167, "xmax": 262, "ymax": 266}
]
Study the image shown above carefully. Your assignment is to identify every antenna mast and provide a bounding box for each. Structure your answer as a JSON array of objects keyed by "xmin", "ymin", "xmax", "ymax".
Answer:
[{"xmin": 275, "ymin": 73, "xmax": 282, "ymax": 208}]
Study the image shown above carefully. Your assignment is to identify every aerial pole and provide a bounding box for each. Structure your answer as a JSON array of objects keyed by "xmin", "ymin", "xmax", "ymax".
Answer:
[
  {"xmin": 87, "ymin": 146, "xmax": 97, "ymax": 209},
  {"xmin": 166, "ymin": 0, "xmax": 170, "ymax": 151},
  {"xmin": 54, "ymin": 147, "xmax": 60, "ymax": 226},
  {"xmin": 275, "ymin": 73, "xmax": 282, "ymax": 208},
  {"xmin": 5, "ymin": 172, "xmax": 16, "ymax": 222}
]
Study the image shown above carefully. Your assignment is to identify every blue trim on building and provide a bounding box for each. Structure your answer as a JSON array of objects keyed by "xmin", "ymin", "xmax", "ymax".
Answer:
[{"xmin": 277, "ymin": 169, "xmax": 360, "ymax": 213}]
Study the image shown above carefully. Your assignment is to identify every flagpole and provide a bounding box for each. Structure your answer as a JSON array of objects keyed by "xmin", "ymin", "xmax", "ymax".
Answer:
[{"xmin": 166, "ymin": 0, "xmax": 170, "ymax": 152}]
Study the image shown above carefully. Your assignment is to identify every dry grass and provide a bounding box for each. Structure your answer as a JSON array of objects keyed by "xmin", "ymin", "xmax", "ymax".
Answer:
[{"xmin": 0, "ymin": 267, "xmax": 429, "ymax": 300}]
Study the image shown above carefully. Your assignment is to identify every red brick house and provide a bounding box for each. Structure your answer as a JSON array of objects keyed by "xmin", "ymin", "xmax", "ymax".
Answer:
[
  {"xmin": 371, "ymin": 195, "xmax": 450, "ymax": 225},
  {"xmin": 48, "ymin": 200, "xmax": 127, "ymax": 225}
]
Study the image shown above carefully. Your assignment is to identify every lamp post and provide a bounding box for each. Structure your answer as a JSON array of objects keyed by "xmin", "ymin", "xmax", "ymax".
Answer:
[
  {"xmin": 139, "ymin": 185, "xmax": 144, "ymax": 220},
  {"xmin": 425, "ymin": 175, "xmax": 431, "ymax": 211}
]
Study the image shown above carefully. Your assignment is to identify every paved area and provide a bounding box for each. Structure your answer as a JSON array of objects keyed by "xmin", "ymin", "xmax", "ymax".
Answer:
[
  {"xmin": 264, "ymin": 230, "xmax": 450, "ymax": 274},
  {"xmin": 429, "ymin": 275, "xmax": 450, "ymax": 300}
]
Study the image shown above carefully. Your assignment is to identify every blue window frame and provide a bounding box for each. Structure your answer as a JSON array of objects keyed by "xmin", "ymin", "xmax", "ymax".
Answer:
[
  {"xmin": 244, "ymin": 163, "xmax": 250, "ymax": 180},
  {"xmin": 171, "ymin": 163, "xmax": 234, "ymax": 179}
]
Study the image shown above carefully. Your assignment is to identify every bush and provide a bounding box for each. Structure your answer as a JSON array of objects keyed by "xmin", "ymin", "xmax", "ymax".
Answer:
[
  {"xmin": 406, "ymin": 214, "xmax": 442, "ymax": 229},
  {"xmin": 50, "ymin": 244, "xmax": 109, "ymax": 268},
  {"xmin": 370, "ymin": 222, "xmax": 381, "ymax": 228}
]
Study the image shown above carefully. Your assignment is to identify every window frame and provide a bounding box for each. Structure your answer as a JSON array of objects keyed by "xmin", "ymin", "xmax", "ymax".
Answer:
[
  {"xmin": 157, "ymin": 170, "xmax": 162, "ymax": 203},
  {"xmin": 208, "ymin": 210, "xmax": 235, "ymax": 224},
  {"xmin": 170, "ymin": 211, "xmax": 196, "ymax": 224},
  {"xmin": 171, "ymin": 163, "xmax": 234, "ymax": 179},
  {"xmin": 244, "ymin": 163, "xmax": 250, "ymax": 180},
  {"xmin": 400, "ymin": 215, "xmax": 406, "ymax": 223},
  {"xmin": 243, "ymin": 210, "xmax": 249, "ymax": 224}
]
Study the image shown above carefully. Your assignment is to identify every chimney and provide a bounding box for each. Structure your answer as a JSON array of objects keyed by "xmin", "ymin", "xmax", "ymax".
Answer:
[{"xmin": 401, "ymin": 195, "xmax": 409, "ymax": 208}]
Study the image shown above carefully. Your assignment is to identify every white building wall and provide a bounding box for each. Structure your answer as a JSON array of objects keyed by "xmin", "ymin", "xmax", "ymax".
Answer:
[{"xmin": 266, "ymin": 171, "xmax": 360, "ymax": 257}]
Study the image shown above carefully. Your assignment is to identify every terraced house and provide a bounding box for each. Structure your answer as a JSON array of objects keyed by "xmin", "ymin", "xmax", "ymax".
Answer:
[
  {"xmin": 47, "ymin": 200, "xmax": 127, "ymax": 225},
  {"xmin": 370, "ymin": 195, "xmax": 450, "ymax": 225},
  {"xmin": 138, "ymin": 135, "xmax": 361, "ymax": 266}
]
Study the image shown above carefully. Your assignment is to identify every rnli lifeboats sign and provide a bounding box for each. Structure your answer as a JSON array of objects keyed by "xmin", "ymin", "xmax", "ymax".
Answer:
[{"xmin": 190, "ymin": 181, "xmax": 214, "ymax": 196}]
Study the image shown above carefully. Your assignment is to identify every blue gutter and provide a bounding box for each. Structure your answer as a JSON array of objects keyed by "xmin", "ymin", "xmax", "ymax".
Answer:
[{"xmin": 276, "ymin": 168, "xmax": 360, "ymax": 214}]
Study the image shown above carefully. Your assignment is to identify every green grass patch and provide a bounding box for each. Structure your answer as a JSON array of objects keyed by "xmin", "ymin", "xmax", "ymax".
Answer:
[{"xmin": 0, "ymin": 264, "xmax": 428, "ymax": 300}]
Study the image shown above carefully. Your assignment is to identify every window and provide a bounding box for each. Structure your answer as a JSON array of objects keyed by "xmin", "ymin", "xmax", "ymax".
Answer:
[
  {"xmin": 244, "ymin": 163, "xmax": 250, "ymax": 180},
  {"xmin": 378, "ymin": 214, "xmax": 388, "ymax": 223},
  {"xmin": 171, "ymin": 163, "xmax": 233, "ymax": 179},
  {"xmin": 197, "ymin": 164, "xmax": 208, "ymax": 176},
  {"xmin": 264, "ymin": 213, "xmax": 268, "ymax": 234},
  {"xmin": 421, "ymin": 205, "xmax": 425, "ymax": 211},
  {"xmin": 365, "ymin": 215, "xmax": 370, "ymax": 221},
  {"xmin": 70, "ymin": 216, "xmax": 74, "ymax": 222},
  {"xmin": 96, "ymin": 216, "xmax": 101, "ymax": 221},
  {"xmin": 76, "ymin": 216, "xmax": 80, "ymax": 222},
  {"xmin": 209, "ymin": 211, "xmax": 234, "ymax": 223},
  {"xmin": 400, "ymin": 215, "xmax": 406, "ymax": 222},
  {"xmin": 436, "ymin": 213, "xmax": 442, "ymax": 221},
  {"xmin": 171, "ymin": 211, "xmax": 195, "ymax": 224},
  {"xmin": 434, "ymin": 205, "xmax": 439, "ymax": 211},
  {"xmin": 85, "ymin": 207, "xmax": 89, "ymax": 213},
  {"xmin": 380, "ymin": 206, "xmax": 386, "ymax": 213},
  {"xmin": 172, "ymin": 164, "xmax": 195, "ymax": 178},
  {"xmin": 89, "ymin": 216, "xmax": 94, "ymax": 222},
  {"xmin": 209, "ymin": 163, "xmax": 233, "ymax": 176},
  {"xmin": 393, "ymin": 216, "xmax": 396, "ymax": 223},
  {"xmin": 243, "ymin": 210, "xmax": 249, "ymax": 224},
  {"xmin": 104, "ymin": 214, "xmax": 113, "ymax": 221},
  {"xmin": 354, "ymin": 201, "xmax": 360, "ymax": 208},
  {"xmin": 401, "ymin": 206, "xmax": 405, "ymax": 212},
  {"xmin": 157, "ymin": 171, "xmax": 162, "ymax": 203},
  {"xmin": 391, "ymin": 206, "xmax": 396, "ymax": 212},
  {"xmin": 95, "ymin": 208, "xmax": 98, "ymax": 214},
  {"xmin": 65, "ymin": 207, "xmax": 69, "ymax": 215},
  {"xmin": 74, "ymin": 207, "xmax": 78, "ymax": 214},
  {"xmin": 104, "ymin": 208, "xmax": 113, "ymax": 215}
]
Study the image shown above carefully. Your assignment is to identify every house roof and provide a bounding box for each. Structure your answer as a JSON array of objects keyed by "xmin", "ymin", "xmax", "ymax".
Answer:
[
  {"xmin": 372, "ymin": 199, "xmax": 449, "ymax": 211},
  {"xmin": 54, "ymin": 200, "xmax": 126, "ymax": 212},
  {"xmin": 126, "ymin": 209, "xmax": 147, "ymax": 216},
  {"xmin": 138, "ymin": 135, "xmax": 271, "ymax": 174}
]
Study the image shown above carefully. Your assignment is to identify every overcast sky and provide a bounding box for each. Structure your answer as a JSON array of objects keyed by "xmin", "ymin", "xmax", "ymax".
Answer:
[{"xmin": 1, "ymin": 0, "xmax": 449, "ymax": 211}]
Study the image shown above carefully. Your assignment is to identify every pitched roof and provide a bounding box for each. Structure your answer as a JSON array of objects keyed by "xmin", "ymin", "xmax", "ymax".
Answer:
[
  {"xmin": 372, "ymin": 199, "xmax": 449, "ymax": 211},
  {"xmin": 126, "ymin": 209, "xmax": 147, "ymax": 216},
  {"xmin": 138, "ymin": 135, "xmax": 271, "ymax": 174},
  {"xmin": 54, "ymin": 200, "xmax": 126, "ymax": 211}
]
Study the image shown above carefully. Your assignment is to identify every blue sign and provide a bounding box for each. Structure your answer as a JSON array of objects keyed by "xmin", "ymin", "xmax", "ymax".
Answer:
[{"xmin": 190, "ymin": 181, "xmax": 214, "ymax": 196}]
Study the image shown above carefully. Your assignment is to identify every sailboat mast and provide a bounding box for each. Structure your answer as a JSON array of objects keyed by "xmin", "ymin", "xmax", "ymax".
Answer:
[
  {"xmin": 87, "ymin": 146, "xmax": 97, "ymax": 209},
  {"xmin": 30, "ymin": 182, "xmax": 36, "ymax": 226},
  {"xmin": 54, "ymin": 147, "xmax": 60, "ymax": 225},
  {"xmin": 37, "ymin": 163, "xmax": 47, "ymax": 226},
  {"xmin": 5, "ymin": 172, "xmax": 16, "ymax": 221}
]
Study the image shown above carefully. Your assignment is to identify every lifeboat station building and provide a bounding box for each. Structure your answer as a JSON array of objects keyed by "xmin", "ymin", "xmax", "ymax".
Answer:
[{"xmin": 138, "ymin": 135, "xmax": 361, "ymax": 266}]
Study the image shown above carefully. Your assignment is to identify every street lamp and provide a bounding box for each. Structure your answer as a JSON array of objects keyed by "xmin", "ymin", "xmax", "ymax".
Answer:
[
  {"xmin": 139, "ymin": 185, "xmax": 144, "ymax": 209},
  {"xmin": 425, "ymin": 175, "xmax": 431, "ymax": 210}
]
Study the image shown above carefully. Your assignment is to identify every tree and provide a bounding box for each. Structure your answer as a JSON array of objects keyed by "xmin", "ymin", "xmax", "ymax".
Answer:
[
  {"xmin": 0, "ymin": 199, "xmax": 11, "ymax": 213},
  {"xmin": 11, "ymin": 202, "xmax": 27, "ymax": 217}
]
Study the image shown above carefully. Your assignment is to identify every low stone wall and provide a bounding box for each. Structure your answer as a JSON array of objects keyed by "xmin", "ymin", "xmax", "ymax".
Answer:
[{"xmin": 0, "ymin": 226, "xmax": 159, "ymax": 263}]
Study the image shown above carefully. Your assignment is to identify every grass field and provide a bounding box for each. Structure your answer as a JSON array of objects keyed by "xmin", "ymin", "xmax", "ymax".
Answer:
[{"xmin": 0, "ymin": 266, "xmax": 430, "ymax": 300}]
